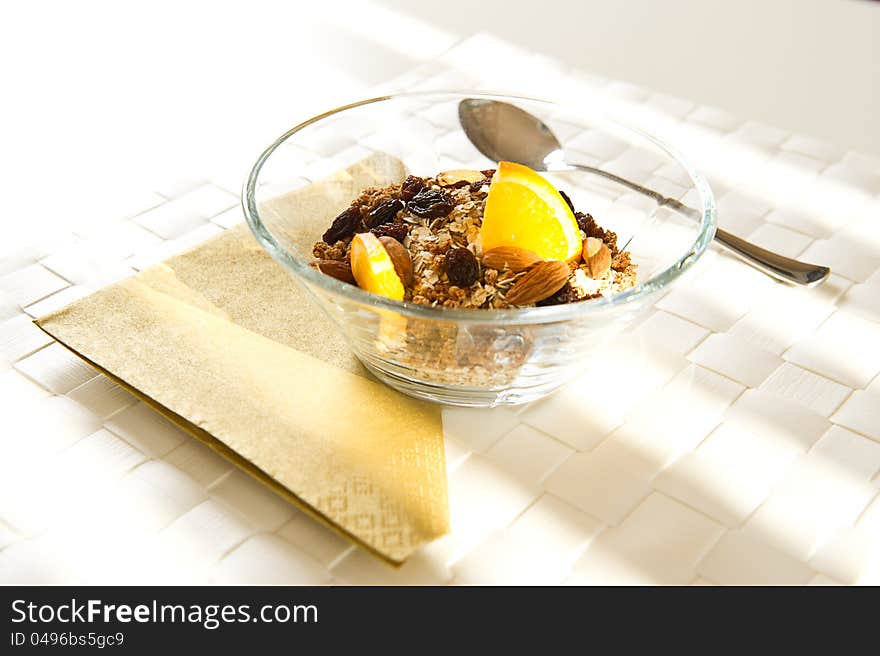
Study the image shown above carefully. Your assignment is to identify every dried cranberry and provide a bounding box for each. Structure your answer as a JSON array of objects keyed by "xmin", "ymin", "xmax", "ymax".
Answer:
[
  {"xmin": 370, "ymin": 222, "xmax": 409, "ymax": 243},
  {"xmin": 445, "ymin": 247, "xmax": 479, "ymax": 286},
  {"xmin": 399, "ymin": 175, "xmax": 426, "ymax": 202},
  {"xmin": 365, "ymin": 199, "xmax": 403, "ymax": 228},
  {"xmin": 558, "ymin": 190, "xmax": 575, "ymax": 213},
  {"xmin": 322, "ymin": 205, "xmax": 362, "ymax": 244},
  {"xmin": 407, "ymin": 188, "xmax": 454, "ymax": 219}
]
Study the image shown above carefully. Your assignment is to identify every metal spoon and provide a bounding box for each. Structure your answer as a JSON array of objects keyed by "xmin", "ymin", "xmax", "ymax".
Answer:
[{"xmin": 458, "ymin": 98, "xmax": 830, "ymax": 287}]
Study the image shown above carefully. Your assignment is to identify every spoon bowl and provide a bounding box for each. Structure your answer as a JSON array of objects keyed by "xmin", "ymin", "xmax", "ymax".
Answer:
[{"xmin": 458, "ymin": 98, "xmax": 564, "ymax": 171}]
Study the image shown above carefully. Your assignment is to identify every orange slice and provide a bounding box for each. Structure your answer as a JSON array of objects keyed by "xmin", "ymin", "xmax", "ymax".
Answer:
[
  {"xmin": 481, "ymin": 161, "xmax": 582, "ymax": 262},
  {"xmin": 350, "ymin": 232, "xmax": 405, "ymax": 300}
]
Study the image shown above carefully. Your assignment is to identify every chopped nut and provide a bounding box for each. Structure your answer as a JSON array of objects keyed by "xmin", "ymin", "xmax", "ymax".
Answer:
[
  {"xmin": 504, "ymin": 260, "xmax": 570, "ymax": 305},
  {"xmin": 482, "ymin": 246, "xmax": 542, "ymax": 273},
  {"xmin": 583, "ymin": 237, "xmax": 612, "ymax": 278},
  {"xmin": 437, "ymin": 169, "xmax": 486, "ymax": 187},
  {"xmin": 378, "ymin": 236, "xmax": 413, "ymax": 286},
  {"xmin": 316, "ymin": 259, "xmax": 356, "ymax": 284}
]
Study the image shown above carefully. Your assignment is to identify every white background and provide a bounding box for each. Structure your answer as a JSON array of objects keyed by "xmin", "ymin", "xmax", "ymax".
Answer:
[{"xmin": 1, "ymin": 0, "xmax": 878, "ymax": 257}]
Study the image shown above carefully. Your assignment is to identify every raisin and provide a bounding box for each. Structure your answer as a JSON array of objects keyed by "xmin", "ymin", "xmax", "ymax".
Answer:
[
  {"xmin": 445, "ymin": 247, "xmax": 479, "ymax": 286},
  {"xmin": 322, "ymin": 205, "xmax": 362, "ymax": 244},
  {"xmin": 481, "ymin": 168, "xmax": 497, "ymax": 178},
  {"xmin": 558, "ymin": 190, "xmax": 575, "ymax": 213},
  {"xmin": 469, "ymin": 176, "xmax": 492, "ymax": 193},
  {"xmin": 365, "ymin": 199, "xmax": 403, "ymax": 228},
  {"xmin": 535, "ymin": 283, "xmax": 601, "ymax": 306},
  {"xmin": 575, "ymin": 212, "xmax": 616, "ymax": 250},
  {"xmin": 371, "ymin": 222, "xmax": 409, "ymax": 243},
  {"xmin": 407, "ymin": 188, "xmax": 454, "ymax": 219},
  {"xmin": 536, "ymin": 282, "xmax": 575, "ymax": 306},
  {"xmin": 399, "ymin": 175, "xmax": 426, "ymax": 202},
  {"xmin": 575, "ymin": 211, "xmax": 602, "ymax": 238}
]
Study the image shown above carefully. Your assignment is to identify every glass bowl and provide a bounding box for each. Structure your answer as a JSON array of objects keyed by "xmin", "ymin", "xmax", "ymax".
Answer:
[{"xmin": 243, "ymin": 91, "xmax": 715, "ymax": 407}]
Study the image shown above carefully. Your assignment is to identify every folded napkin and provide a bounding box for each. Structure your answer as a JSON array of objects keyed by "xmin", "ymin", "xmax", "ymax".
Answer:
[{"xmin": 36, "ymin": 155, "xmax": 449, "ymax": 564}]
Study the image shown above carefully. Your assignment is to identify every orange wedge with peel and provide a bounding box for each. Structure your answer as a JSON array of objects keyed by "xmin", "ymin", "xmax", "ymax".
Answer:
[
  {"xmin": 481, "ymin": 161, "xmax": 582, "ymax": 262},
  {"xmin": 350, "ymin": 232, "xmax": 405, "ymax": 301}
]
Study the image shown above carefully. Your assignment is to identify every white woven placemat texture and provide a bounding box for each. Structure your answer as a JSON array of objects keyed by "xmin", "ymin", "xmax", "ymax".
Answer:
[{"xmin": 2, "ymin": 34, "xmax": 879, "ymax": 585}]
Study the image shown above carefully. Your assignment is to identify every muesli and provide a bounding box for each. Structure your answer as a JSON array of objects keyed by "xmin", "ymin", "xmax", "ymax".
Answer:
[{"xmin": 313, "ymin": 162, "xmax": 637, "ymax": 308}]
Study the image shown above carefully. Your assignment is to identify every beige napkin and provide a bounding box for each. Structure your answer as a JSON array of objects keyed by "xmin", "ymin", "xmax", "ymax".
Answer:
[{"xmin": 36, "ymin": 155, "xmax": 449, "ymax": 564}]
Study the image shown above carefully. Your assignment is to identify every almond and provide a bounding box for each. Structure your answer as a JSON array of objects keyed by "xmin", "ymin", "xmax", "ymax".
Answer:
[
  {"xmin": 482, "ymin": 246, "xmax": 543, "ymax": 273},
  {"xmin": 505, "ymin": 260, "xmax": 570, "ymax": 306},
  {"xmin": 436, "ymin": 169, "xmax": 486, "ymax": 187},
  {"xmin": 582, "ymin": 237, "xmax": 611, "ymax": 278},
  {"xmin": 316, "ymin": 259, "xmax": 356, "ymax": 284},
  {"xmin": 378, "ymin": 236, "xmax": 413, "ymax": 286}
]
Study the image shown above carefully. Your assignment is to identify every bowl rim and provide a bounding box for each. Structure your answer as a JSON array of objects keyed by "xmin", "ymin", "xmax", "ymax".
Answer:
[{"xmin": 242, "ymin": 90, "xmax": 717, "ymax": 324}]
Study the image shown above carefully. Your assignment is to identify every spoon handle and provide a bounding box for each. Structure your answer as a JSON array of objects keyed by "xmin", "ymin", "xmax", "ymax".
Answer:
[
  {"xmin": 568, "ymin": 162, "xmax": 830, "ymax": 287},
  {"xmin": 711, "ymin": 227, "xmax": 830, "ymax": 286}
]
